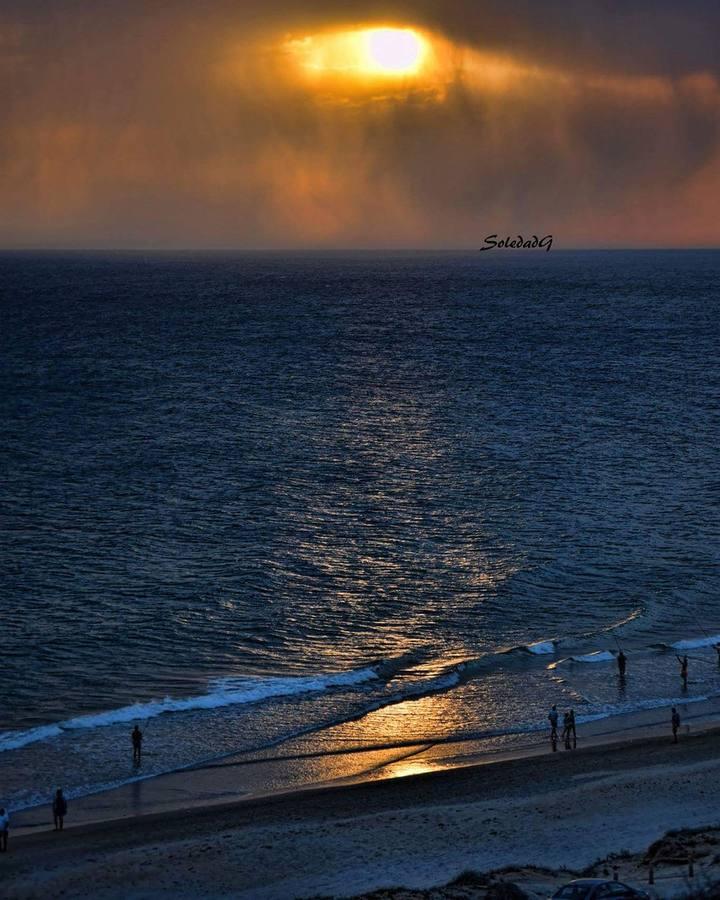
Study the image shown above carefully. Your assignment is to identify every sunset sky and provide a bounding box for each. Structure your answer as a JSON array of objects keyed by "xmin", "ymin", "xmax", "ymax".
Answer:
[{"xmin": 2, "ymin": 1, "xmax": 719, "ymax": 249}]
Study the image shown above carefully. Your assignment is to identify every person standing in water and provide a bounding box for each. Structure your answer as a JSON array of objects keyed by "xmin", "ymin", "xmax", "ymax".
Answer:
[
  {"xmin": 0, "ymin": 807, "xmax": 9, "ymax": 852},
  {"xmin": 617, "ymin": 650, "xmax": 627, "ymax": 677},
  {"xmin": 53, "ymin": 789, "xmax": 67, "ymax": 831},
  {"xmin": 677, "ymin": 655, "xmax": 689, "ymax": 689},
  {"xmin": 132, "ymin": 725, "xmax": 143, "ymax": 765},
  {"xmin": 671, "ymin": 707, "xmax": 681, "ymax": 743},
  {"xmin": 568, "ymin": 709, "xmax": 577, "ymax": 748}
]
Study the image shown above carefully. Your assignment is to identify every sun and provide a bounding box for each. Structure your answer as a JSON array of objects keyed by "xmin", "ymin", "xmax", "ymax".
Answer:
[
  {"xmin": 364, "ymin": 28, "xmax": 425, "ymax": 75},
  {"xmin": 286, "ymin": 26, "xmax": 430, "ymax": 85}
]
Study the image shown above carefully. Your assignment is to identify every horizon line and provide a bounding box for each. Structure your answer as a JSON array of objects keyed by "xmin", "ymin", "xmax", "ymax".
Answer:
[{"xmin": 1, "ymin": 245, "xmax": 719, "ymax": 254}]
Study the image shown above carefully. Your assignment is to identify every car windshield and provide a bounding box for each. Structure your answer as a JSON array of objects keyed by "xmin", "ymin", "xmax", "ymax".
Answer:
[{"xmin": 555, "ymin": 886, "xmax": 594, "ymax": 900}]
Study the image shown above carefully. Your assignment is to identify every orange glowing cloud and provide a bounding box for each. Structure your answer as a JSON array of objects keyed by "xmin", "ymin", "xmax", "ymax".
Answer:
[{"xmin": 1, "ymin": 3, "xmax": 720, "ymax": 248}]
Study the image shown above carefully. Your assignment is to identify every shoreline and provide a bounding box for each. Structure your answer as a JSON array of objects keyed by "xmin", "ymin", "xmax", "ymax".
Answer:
[
  {"xmin": 6, "ymin": 636, "xmax": 720, "ymax": 826},
  {"xmin": 4, "ymin": 723, "xmax": 720, "ymax": 897},
  {"xmin": 9, "ymin": 693, "xmax": 720, "ymax": 836}
]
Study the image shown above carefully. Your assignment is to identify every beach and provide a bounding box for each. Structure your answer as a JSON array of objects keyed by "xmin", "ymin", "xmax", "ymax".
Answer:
[{"xmin": 3, "ymin": 725, "xmax": 720, "ymax": 899}]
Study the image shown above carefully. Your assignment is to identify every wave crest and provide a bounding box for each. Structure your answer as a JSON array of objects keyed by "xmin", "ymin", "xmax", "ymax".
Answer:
[{"xmin": 0, "ymin": 666, "xmax": 378, "ymax": 753}]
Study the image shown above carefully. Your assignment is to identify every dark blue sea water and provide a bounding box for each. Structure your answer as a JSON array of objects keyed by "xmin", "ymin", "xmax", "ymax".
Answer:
[{"xmin": 2, "ymin": 250, "xmax": 720, "ymax": 809}]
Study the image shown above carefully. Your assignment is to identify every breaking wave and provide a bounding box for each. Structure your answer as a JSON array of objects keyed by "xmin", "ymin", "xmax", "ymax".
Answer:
[{"xmin": 0, "ymin": 667, "xmax": 379, "ymax": 753}]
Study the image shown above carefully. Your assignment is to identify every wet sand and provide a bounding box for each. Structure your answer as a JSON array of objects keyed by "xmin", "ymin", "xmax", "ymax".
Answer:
[
  {"xmin": 3, "ymin": 727, "xmax": 720, "ymax": 898},
  {"xmin": 10, "ymin": 694, "xmax": 720, "ymax": 837}
]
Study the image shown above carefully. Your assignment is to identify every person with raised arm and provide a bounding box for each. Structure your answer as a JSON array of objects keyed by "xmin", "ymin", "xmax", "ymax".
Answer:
[{"xmin": 676, "ymin": 655, "xmax": 689, "ymax": 689}]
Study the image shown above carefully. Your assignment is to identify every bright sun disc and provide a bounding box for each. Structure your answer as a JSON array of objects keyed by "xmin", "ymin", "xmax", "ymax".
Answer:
[{"xmin": 365, "ymin": 28, "xmax": 424, "ymax": 74}]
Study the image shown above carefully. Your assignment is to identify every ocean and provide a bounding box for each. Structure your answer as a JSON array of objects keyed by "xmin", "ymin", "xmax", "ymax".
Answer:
[{"xmin": 2, "ymin": 249, "xmax": 720, "ymax": 811}]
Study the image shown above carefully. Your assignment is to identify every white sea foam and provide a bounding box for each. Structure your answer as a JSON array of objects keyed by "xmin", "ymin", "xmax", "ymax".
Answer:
[
  {"xmin": 0, "ymin": 723, "xmax": 64, "ymax": 752},
  {"xmin": 0, "ymin": 667, "xmax": 378, "ymax": 753},
  {"xmin": 570, "ymin": 650, "xmax": 615, "ymax": 664},
  {"xmin": 671, "ymin": 635, "xmax": 720, "ymax": 651},
  {"xmin": 526, "ymin": 640, "xmax": 555, "ymax": 655}
]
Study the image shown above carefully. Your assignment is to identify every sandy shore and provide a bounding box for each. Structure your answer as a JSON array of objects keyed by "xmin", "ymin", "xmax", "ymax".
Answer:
[{"xmin": 3, "ymin": 727, "xmax": 720, "ymax": 899}]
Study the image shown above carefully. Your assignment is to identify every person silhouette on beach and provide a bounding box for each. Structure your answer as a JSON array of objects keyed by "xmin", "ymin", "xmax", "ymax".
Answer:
[
  {"xmin": 715, "ymin": 644, "xmax": 720, "ymax": 668},
  {"xmin": 568, "ymin": 709, "xmax": 577, "ymax": 748},
  {"xmin": 53, "ymin": 789, "xmax": 67, "ymax": 831},
  {"xmin": 677, "ymin": 655, "xmax": 689, "ymax": 689},
  {"xmin": 671, "ymin": 707, "xmax": 681, "ymax": 743},
  {"xmin": 548, "ymin": 705, "xmax": 559, "ymax": 748},
  {"xmin": 562, "ymin": 712, "xmax": 572, "ymax": 749},
  {"xmin": 132, "ymin": 725, "xmax": 143, "ymax": 765},
  {"xmin": 617, "ymin": 650, "xmax": 627, "ymax": 677},
  {"xmin": 0, "ymin": 807, "xmax": 9, "ymax": 852}
]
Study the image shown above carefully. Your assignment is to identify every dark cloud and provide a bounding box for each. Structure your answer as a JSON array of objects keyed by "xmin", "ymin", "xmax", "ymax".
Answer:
[{"xmin": 7, "ymin": 0, "xmax": 714, "ymax": 77}]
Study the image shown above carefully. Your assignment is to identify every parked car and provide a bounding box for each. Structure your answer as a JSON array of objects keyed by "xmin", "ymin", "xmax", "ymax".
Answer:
[{"xmin": 551, "ymin": 879, "xmax": 650, "ymax": 900}]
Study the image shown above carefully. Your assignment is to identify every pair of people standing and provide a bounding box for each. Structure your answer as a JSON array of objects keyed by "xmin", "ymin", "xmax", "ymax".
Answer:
[
  {"xmin": 0, "ymin": 790, "xmax": 67, "ymax": 852},
  {"xmin": 548, "ymin": 706, "xmax": 576, "ymax": 750}
]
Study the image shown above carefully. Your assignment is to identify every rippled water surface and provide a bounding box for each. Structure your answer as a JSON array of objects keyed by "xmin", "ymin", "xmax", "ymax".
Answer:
[{"xmin": 2, "ymin": 250, "xmax": 719, "ymax": 807}]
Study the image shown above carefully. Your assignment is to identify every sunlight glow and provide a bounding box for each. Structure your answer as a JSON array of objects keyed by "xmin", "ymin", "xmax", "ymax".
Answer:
[
  {"xmin": 287, "ymin": 26, "xmax": 429, "ymax": 82},
  {"xmin": 276, "ymin": 25, "xmax": 557, "ymax": 106}
]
